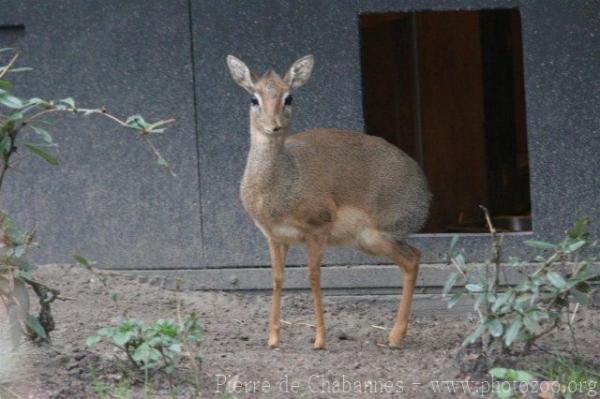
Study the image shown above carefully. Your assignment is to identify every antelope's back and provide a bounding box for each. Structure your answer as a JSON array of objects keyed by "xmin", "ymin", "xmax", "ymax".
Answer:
[{"xmin": 285, "ymin": 129, "xmax": 431, "ymax": 238}]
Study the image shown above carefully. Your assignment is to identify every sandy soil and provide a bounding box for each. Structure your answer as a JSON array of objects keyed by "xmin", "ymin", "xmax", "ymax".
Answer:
[{"xmin": 0, "ymin": 265, "xmax": 598, "ymax": 398}]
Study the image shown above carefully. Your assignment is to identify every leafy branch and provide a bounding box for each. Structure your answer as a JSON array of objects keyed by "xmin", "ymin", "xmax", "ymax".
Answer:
[
  {"xmin": 0, "ymin": 48, "xmax": 175, "ymax": 343},
  {"xmin": 444, "ymin": 212, "xmax": 598, "ymax": 370}
]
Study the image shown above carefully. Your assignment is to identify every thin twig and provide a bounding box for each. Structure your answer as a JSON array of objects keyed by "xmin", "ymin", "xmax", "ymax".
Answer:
[
  {"xmin": 479, "ymin": 205, "xmax": 502, "ymax": 360},
  {"xmin": 569, "ymin": 302, "xmax": 580, "ymax": 325},
  {"xmin": 370, "ymin": 325, "xmax": 388, "ymax": 331},
  {"xmin": 0, "ymin": 130, "xmax": 17, "ymax": 192},
  {"xmin": 280, "ymin": 319, "xmax": 315, "ymax": 328},
  {"xmin": 175, "ymin": 279, "xmax": 201, "ymax": 396},
  {"xmin": 0, "ymin": 384, "xmax": 24, "ymax": 399},
  {"xmin": 450, "ymin": 257, "xmax": 467, "ymax": 277},
  {"xmin": 144, "ymin": 136, "xmax": 176, "ymax": 176},
  {"xmin": 108, "ymin": 342, "xmax": 141, "ymax": 370},
  {"xmin": 20, "ymin": 106, "xmax": 176, "ymax": 176},
  {"xmin": 567, "ymin": 305, "xmax": 580, "ymax": 354},
  {"xmin": 0, "ymin": 51, "xmax": 20, "ymax": 79},
  {"xmin": 529, "ymin": 318, "xmax": 560, "ymax": 343}
]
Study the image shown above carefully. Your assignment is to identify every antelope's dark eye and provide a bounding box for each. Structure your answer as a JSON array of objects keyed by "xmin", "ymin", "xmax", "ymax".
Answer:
[
  {"xmin": 284, "ymin": 94, "xmax": 293, "ymax": 106},
  {"xmin": 251, "ymin": 95, "xmax": 259, "ymax": 106}
]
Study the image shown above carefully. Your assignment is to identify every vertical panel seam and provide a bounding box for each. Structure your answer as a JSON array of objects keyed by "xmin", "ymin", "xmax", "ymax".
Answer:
[{"xmin": 187, "ymin": 0, "xmax": 205, "ymax": 259}]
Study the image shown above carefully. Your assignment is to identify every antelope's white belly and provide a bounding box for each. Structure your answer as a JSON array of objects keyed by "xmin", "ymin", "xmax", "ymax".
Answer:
[
  {"xmin": 255, "ymin": 207, "xmax": 375, "ymax": 246},
  {"xmin": 272, "ymin": 224, "xmax": 305, "ymax": 242},
  {"xmin": 254, "ymin": 221, "xmax": 305, "ymax": 243}
]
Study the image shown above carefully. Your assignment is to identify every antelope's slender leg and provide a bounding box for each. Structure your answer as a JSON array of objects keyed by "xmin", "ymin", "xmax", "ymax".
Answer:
[
  {"xmin": 267, "ymin": 238, "xmax": 288, "ymax": 348},
  {"xmin": 389, "ymin": 244, "xmax": 421, "ymax": 348},
  {"xmin": 306, "ymin": 234, "xmax": 327, "ymax": 349}
]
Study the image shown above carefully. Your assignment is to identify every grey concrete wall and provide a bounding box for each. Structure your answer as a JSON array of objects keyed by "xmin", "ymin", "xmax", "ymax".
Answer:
[
  {"xmin": 2, "ymin": 1, "xmax": 203, "ymax": 268},
  {"xmin": 1, "ymin": 1, "xmax": 598, "ymax": 287}
]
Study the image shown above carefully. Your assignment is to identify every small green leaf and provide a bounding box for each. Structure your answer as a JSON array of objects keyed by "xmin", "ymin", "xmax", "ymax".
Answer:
[
  {"xmin": 86, "ymin": 335, "xmax": 103, "ymax": 347},
  {"xmin": 148, "ymin": 119, "xmax": 174, "ymax": 131},
  {"xmin": 0, "ymin": 136, "xmax": 9, "ymax": 153},
  {"xmin": 567, "ymin": 218, "xmax": 588, "ymax": 239},
  {"xmin": 23, "ymin": 142, "xmax": 59, "ymax": 165},
  {"xmin": 454, "ymin": 253, "xmax": 466, "ymax": 268},
  {"xmin": 449, "ymin": 235, "xmax": 459, "ymax": 251},
  {"xmin": 523, "ymin": 314, "xmax": 541, "ymax": 334},
  {"xmin": 16, "ymin": 268, "xmax": 34, "ymax": 282},
  {"xmin": 59, "ymin": 97, "xmax": 75, "ymax": 108},
  {"xmin": 466, "ymin": 283, "xmax": 483, "ymax": 292},
  {"xmin": 98, "ymin": 326, "xmax": 115, "ymax": 337},
  {"xmin": 26, "ymin": 315, "xmax": 48, "ymax": 339},
  {"xmin": 490, "ymin": 367, "xmax": 534, "ymax": 382},
  {"xmin": 447, "ymin": 291, "xmax": 464, "ymax": 308},
  {"xmin": 113, "ymin": 330, "xmax": 135, "ymax": 347},
  {"xmin": 0, "ymin": 93, "xmax": 24, "ymax": 108},
  {"xmin": 7, "ymin": 111, "xmax": 23, "ymax": 122},
  {"xmin": 132, "ymin": 342, "xmax": 161, "ymax": 365},
  {"xmin": 73, "ymin": 254, "xmax": 95, "ymax": 267},
  {"xmin": 487, "ymin": 319, "xmax": 503, "ymax": 337},
  {"xmin": 524, "ymin": 240, "xmax": 557, "ymax": 250},
  {"xmin": 82, "ymin": 108, "xmax": 100, "ymax": 116},
  {"xmin": 443, "ymin": 272, "xmax": 459, "ymax": 296},
  {"xmin": 29, "ymin": 125, "xmax": 53, "ymax": 144},
  {"xmin": 157, "ymin": 156, "xmax": 169, "ymax": 168},
  {"xmin": 570, "ymin": 288, "xmax": 591, "ymax": 305},
  {"xmin": 494, "ymin": 384, "xmax": 514, "ymax": 398},
  {"xmin": 573, "ymin": 264, "xmax": 598, "ymax": 281},
  {"xmin": 0, "ymin": 79, "xmax": 12, "ymax": 90},
  {"xmin": 514, "ymin": 293, "xmax": 532, "ymax": 311},
  {"xmin": 25, "ymin": 97, "xmax": 48, "ymax": 106},
  {"xmin": 547, "ymin": 272, "xmax": 567, "ymax": 289},
  {"xmin": 566, "ymin": 239, "xmax": 586, "ymax": 253},
  {"xmin": 126, "ymin": 114, "xmax": 150, "ymax": 130},
  {"xmin": 464, "ymin": 322, "xmax": 486, "ymax": 346},
  {"xmin": 7, "ymin": 67, "xmax": 33, "ymax": 73},
  {"xmin": 13, "ymin": 245, "xmax": 26, "ymax": 258},
  {"xmin": 504, "ymin": 319, "xmax": 522, "ymax": 346},
  {"xmin": 490, "ymin": 367, "xmax": 508, "ymax": 378}
]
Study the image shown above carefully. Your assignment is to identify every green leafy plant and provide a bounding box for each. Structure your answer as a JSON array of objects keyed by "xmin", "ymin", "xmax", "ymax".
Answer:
[
  {"xmin": 86, "ymin": 314, "xmax": 202, "ymax": 374},
  {"xmin": 78, "ymin": 262, "xmax": 202, "ymax": 396},
  {"xmin": 444, "ymin": 207, "xmax": 599, "ymax": 367},
  {"xmin": 541, "ymin": 354, "xmax": 600, "ymax": 399},
  {"xmin": 489, "ymin": 367, "xmax": 535, "ymax": 398},
  {"xmin": 488, "ymin": 355, "xmax": 600, "ymax": 399},
  {"xmin": 0, "ymin": 48, "xmax": 174, "ymax": 344},
  {"xmin": 89, "ymin": 364, "xmax": 133, "ymax": 399}
]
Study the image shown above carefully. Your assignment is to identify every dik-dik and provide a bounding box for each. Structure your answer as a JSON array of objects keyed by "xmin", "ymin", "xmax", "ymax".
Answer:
[{"xmin": 226, "ymin": 55, "xmax": 431, "ymax": 349}]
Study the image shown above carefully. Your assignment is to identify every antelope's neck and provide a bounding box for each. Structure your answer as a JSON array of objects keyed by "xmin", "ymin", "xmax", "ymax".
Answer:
[{"xmin": 243, "ymin": 128, "xmax": 291, "ymax": 188}]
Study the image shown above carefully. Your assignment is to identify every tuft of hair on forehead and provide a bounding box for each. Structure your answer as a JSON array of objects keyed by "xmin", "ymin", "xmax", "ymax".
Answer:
[
  {"xmin": 261, "ymin": 69, "xmax": 283, "ymax": 81},
  {"xmin": 255, "ymin": 69, "xmax": 289, "ymax": 96}
]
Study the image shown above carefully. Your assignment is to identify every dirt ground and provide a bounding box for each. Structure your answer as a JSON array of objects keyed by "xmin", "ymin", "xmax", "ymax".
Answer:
[{"xmin": 1, "ymin": 265, "xmax": 599, "ymax": 398}]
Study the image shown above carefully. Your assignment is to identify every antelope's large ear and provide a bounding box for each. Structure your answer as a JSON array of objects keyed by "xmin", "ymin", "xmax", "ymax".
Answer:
[
  {"xmin": 284, "ymin": 55, "xmax": 314, "ymax": 89},
  {"xmin": 226, "ymin": 55, "xmax": 257, "ymax": 93}
]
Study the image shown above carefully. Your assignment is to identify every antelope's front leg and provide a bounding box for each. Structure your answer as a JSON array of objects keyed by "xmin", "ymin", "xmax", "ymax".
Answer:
[
  {"xmin": 267, "ymin": 238, "xmax": 288, "ymax": 348},
  {"xmin": 307, "ymin": 235, "xmax": 327, "ymax": 349}
]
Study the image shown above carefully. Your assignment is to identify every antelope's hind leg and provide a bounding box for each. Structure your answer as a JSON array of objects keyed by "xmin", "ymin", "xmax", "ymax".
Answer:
[
  {"xmin": 388, "ymin": 243, "xmax": 420, "ymax": 348},
  {"xmin": 356, "ymin": 230, "xmax": 420, "ymax": 348}
]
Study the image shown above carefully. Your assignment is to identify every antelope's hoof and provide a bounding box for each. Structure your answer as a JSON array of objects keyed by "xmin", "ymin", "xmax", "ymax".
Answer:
[
  {"xmin": 388, "ymin": 340, "xmax": 403, "ymax": 349},
  {"xmin": 313, "ymin": 339, "xmax": 326, "ymax": 350},
  {"xmin": 388, "ymin": 329, "xmax": 406, "ymax": 349},
  {"xmin": 268, "ymin": 338, "xmax": 280, "ymax": 349}
]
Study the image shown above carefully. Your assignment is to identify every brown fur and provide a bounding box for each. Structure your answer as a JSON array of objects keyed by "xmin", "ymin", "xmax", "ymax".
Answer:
[{"xmin": 227, "ymin": 55, "xmax": 431, "ymax": 349}]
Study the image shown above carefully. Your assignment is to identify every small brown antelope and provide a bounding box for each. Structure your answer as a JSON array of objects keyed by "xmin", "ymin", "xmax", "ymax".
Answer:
[{"xmin": 226, "ymin": 55, "xmax": 431, "ymax": 349}]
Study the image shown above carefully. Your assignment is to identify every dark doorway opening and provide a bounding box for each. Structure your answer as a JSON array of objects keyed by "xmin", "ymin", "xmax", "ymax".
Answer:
[{"xmin": 360, "ymin": 9, "xmax": 531, "ymax": 233}]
